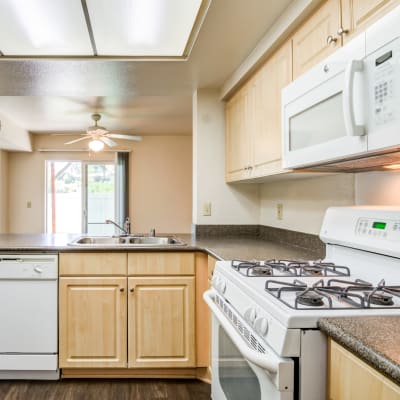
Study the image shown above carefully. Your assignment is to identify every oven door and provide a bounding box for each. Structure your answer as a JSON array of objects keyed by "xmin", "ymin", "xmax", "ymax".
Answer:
[
  {"xmin": 204, "ymin": 290, "xmax": 294, "ymax": 400},
  {"xmin": 282, "ymin": 33, "xmax": 367, "ymax": 169}
]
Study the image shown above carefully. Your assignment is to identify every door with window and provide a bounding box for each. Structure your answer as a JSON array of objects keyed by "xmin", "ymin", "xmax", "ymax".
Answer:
[{"xmin": 46, "ymin": 161, "xmax": 116, "ymax": 234}]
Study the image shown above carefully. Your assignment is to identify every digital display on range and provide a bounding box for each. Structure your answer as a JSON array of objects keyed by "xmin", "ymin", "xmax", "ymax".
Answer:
[{"xmin": 372, "ymin": 221, "xmax": 387, "ymax": 230}]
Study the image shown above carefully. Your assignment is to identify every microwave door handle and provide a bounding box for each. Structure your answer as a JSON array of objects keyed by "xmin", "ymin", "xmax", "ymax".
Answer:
[
  {"xmin": 204, "ymin": 289, "xmax": 292, "ymax": 377},
  {"xmin": 343, "ymin": 60, "xmax": 365, "ymax": 137}
]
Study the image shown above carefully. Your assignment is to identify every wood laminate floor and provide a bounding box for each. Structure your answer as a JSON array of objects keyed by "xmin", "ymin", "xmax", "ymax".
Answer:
[{"xmin": 0, "ymin": 379, "xmax": 211, "ymax": 400}]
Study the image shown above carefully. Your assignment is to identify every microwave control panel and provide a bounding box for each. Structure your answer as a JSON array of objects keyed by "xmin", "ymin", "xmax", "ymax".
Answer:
[
  {"xmin": 371, "ymin": 40, "xmax": 399, "ymax": 126},
  {"xmin": 356, "ymin": 218, "xmax": 400, "ymax": 241}
]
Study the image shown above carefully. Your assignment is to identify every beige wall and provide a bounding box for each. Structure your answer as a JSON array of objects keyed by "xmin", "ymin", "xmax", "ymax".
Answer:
[
  {"xmin": 0, "ymin": 150, "xmax": 8, "ymax": 233},
  {"xmin": 192, "ymin": 89, "xmax": 259, "ymax": 225},
  {"xmin": 129, "ymin": 135, "xmax": 192, "ymax": 234},
  {"xmin": 259, "ymin": 171, "xmax": 400, "ymax": 235},
  {"xmin": 259, "ymin": 174, "xmax": 355, "ymax": 235},
  {"xmin": 8, "ymin": 134, "xmax": 192, "ymax": 234}
]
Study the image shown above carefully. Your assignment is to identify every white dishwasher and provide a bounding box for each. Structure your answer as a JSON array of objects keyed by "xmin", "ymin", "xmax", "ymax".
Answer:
[{"xmin": 0, "ymin": 254, "xmax": 59, "ymax": 380}]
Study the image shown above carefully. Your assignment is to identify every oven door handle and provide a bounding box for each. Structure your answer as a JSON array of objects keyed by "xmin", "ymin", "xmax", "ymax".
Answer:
[{"xmin": 204, "ymin": 289, "xmax": 290, "ymax": 375}]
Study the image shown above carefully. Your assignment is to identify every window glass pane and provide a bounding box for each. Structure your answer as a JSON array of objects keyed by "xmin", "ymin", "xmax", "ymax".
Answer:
[
  {"xmin": 86, "ymin": 164, "xmax": 116, "ymax": 235},
  {"xmin": 46, "ymin": 161, "xmax": 82, "ymax": 233}
]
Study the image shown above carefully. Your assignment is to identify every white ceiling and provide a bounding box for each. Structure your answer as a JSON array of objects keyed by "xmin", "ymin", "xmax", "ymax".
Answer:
[{"xmin": 0, "ymin": 0, "xmax": 294, "ymax": 135}]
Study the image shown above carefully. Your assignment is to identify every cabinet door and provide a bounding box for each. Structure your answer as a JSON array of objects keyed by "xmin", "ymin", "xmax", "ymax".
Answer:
[
  {"xmin": 225, "ymin": 85, "xmax": 251, "ymax": 181},
  {"xmin": 128, "ymin": 276, "xmax": 195, "ymax": 368},
  {"xmin": 341, "ymin": 0, "xmax": 399, "ymax": 43},
  {"xmin": 328, "ymin": 339, "xmax": 400, "ymax": 400},
  {"xmin": 292, "ymin": 0, "xmax": 341, "ymax": 79},
  {"xmin": 59, "ymin": 277, "xmax": 127, "ymax": 368},
  {"xmin": 252, "ymin": 41, "xmax": 292, "ymax": 177}
]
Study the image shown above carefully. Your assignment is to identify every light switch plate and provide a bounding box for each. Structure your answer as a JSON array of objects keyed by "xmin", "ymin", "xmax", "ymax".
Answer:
[{"xmin": 203, "ymin": 202, "xmax": 212, "ymax": 216}]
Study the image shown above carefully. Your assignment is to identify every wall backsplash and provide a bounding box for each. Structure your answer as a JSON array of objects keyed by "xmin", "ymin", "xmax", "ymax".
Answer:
[{"xmin": 259, "ymin": 171, "xmax": 400, "ymax": 235}]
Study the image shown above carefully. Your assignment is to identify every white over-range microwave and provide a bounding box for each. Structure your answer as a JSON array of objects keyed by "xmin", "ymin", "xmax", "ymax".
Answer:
[{"xmin": 282, "ymin": 5, "xmax": 400, "ymax": 171}]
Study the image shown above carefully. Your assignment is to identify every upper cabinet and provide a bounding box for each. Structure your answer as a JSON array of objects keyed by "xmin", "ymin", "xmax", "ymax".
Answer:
[
  {"xmin": 225, "ymin": 0, "xmax": 398, "ymax": 182},
  {"xmin": 292, "ymin": 0, "xmax": 342, "ymax": 79},
  {"xmin": 292, "ymin": 0, "xmax": 399, "ymax": 79},
  {"xmin": 225, "ymin": 40, "xmax": 292, "ymax": 182},
  {"xmin": 341, "ymin": 0, "xmax": 400, "ymax": 43}
]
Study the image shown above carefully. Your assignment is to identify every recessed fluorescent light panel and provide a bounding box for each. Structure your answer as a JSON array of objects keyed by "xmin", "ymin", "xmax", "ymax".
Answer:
[
  {"xmin": 0, "ymin": 0, "xmax": 93, "ymax": 56},
  {"xmin": 86, "ymin": 0, "xmax": 206, "ymax": 56}
]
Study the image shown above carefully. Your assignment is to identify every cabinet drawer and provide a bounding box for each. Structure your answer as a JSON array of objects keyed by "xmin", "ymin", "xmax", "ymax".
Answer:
[
  {"xmin": 60, "ymin": 253, "xmax": 127, "ymax": 276},
  {"xmin": 128, "ymin": 252, "xmax": 195, "ymax": 276}
]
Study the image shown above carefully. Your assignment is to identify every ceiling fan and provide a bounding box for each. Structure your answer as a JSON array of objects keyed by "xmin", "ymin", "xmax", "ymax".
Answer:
[{"xmin": 64, "ymin": 113, "xmax": 142, "ymax": 151}]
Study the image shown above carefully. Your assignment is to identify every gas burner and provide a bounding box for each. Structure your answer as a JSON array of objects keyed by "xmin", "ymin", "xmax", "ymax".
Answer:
[
  {"xmin": 250, "ymin": 265, "xmax": 273, "ymax": 276},
  {"xmin": 302, "ymin": 265, "xmax": 324, "ymax": 277},
  {"xmin": 365, "ymin": 291, "xmax": 394, "ymax": 306},
  {"xmin": 297, "ymin": 290, "xmax": 325, "ymax": 307},
  {"xmin": 264, "ymin": 278, "xmax": 400, "ymax": 310},
  {"xmin": 231, "ymin": 259, "xmax": 295, "ymax": 277}
]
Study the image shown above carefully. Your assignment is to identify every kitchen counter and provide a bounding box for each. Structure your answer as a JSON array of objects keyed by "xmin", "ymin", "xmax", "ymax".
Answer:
[
  {"xmin": 319, "ymin": 317, "xmax": 400, "ymax": 385},
  {"xmin": 0, "ymin": 233, "xmax": 324, "ymax": 261}
]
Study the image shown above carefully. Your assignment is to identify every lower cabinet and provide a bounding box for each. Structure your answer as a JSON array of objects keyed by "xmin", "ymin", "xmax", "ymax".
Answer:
[
  {"xmin": 128, "ymin": 276, "xmax": 195, "ymax": 368},
  {"xmin": 328, "ymin": 338, "xmax": 400, "ymax": 400},
  {"xmin": 59, "ymin": 277, "xmax": 127, "ymax": 368},
  {"xmin": 59, "ymin": 252, "xmax": 198, "ymax": 371}
]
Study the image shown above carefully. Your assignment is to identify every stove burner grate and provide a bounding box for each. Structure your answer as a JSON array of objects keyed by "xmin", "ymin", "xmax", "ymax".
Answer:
[{"xmin": 264, "ymin": 278, "xmax": 400, "ymax": 310}]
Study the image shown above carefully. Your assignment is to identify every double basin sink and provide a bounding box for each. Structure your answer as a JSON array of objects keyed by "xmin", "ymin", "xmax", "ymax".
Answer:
[{"xmin": 68, "ymin": 235, "xmax": 186, "ymax": 247}]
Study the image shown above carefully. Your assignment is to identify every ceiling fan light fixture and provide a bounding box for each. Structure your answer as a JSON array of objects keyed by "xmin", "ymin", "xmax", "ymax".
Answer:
[{"xmin": 88, "ymin": 139, "xmax": 105, "ymax": 152}]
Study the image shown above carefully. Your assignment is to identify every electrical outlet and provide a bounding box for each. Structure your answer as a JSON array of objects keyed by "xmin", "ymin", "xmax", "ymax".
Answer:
[
  {"xmin": 203, "ymin": 202, "xmax": 212, "ymax": 216},
  {"xmin": 27, "ymin": 201, "xmax": 32, "ymax": 209},
  {"xmin": 277, "ymin": 203, "xmax": 283, "ymax": 220}
]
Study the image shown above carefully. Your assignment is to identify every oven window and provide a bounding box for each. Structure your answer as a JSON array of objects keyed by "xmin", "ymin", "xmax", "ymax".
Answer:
[
  {"xmin": 289, "ymin": 92, "xmax": 346, "ymax": 150},
  {"xmin": 218, "ymin": 326, "xmax": 261, "ymax": 400}
]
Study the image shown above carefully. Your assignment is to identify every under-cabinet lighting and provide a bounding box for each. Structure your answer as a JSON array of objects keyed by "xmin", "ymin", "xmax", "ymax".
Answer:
[
  {"xmin": 384, "ymin": 164, "xmax": 400, "ymax": 170},
  {"xmin": 88, "ymin": 140, "xmax": 105, "ymax": 152}
]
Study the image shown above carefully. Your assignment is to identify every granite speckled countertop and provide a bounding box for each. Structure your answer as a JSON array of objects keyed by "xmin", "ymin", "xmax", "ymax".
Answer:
[
  {"xmin": 319, "ymin": 317, "xmax": 400, "ymax": 385},
  {"xmin": 0, "ymin": 233, "xmax": 324, "ymax": 261}
]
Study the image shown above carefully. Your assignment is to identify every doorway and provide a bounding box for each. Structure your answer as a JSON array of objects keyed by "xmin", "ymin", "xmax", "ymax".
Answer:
[{"xmin": 46, "ymin": 161, "xmax": 116, "ymax": 234}]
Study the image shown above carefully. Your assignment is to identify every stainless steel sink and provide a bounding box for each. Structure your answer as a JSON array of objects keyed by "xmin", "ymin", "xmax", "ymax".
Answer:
[{"xmin": 68, "ymin": 235, "xmax": 186, "ymax": 247}]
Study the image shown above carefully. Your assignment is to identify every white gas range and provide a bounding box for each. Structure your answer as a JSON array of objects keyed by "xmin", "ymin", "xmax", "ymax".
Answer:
[{"xmin": 204, "ymin": 206, "xmax": 400, "ymax": 400}]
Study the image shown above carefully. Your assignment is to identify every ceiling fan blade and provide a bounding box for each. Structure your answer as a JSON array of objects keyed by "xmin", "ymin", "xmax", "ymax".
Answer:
[
  {"xmin": 100, "ymin": 137, "xmax": 118, "ymax": 147},
  {"xmin": 108, "ymin": 133, "xmax": 142, "ymax": 141},
  {"xmin": 51, "ymin": 133, "xmax": 85, "ymax": 136},
  {"xmin": 64, "ymin": 136, "xmax": 90, "ymax": 145}
]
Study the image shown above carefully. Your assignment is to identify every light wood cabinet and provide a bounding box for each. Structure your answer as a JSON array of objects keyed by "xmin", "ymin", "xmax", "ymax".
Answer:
[
  {"xmin": 341, "ymin": 0, "xmax": 400, "ymax": 43},
  {"xmin": 59, "ymin": 277, "xmax": 127, "ymax": 368},
  {"xmin": 225, "ymin": 40, "xmax": 292, "ymax": 182},
  {"xmin": 128, "ymin": 252, "xmax": 195, "ymax": 276},
  {"xmin": 59, "ymin": 253, "xmax": 127, "ymax": 276},
  {"xmin": 292, "ymin": 0, "xmax": 398, "ymax": 79},
  {"xmin": 225, "ymin": 86, "xmax": 251, "ymax": 181},
  {"xmin": 128, "ymin": 276, "xmax": 195, "ymax": 368},
  {"xmin": 59, "ymin": 252, "xmax": 200, "ymax": 373},
  {"xmin": 292, "ymin": 0, "xmax": 342, "ymax": 79},
  {"xmin": 328, "ymin": 339, "xmax": 400, "ymax": 400}
]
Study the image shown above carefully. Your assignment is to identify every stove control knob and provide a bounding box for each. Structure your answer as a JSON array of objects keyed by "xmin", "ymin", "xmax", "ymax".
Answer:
[
  {"xmin": 254, "ymin": 317, "xmax": 269, "ymax": 337},
  {"xmin": 244, "ymin": 308, "xmax": 257, "ymax": 325}
]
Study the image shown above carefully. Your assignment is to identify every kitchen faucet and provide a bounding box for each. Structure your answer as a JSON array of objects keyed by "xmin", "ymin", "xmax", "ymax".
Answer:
[{"xmin": 105, "ymin": 217, "xmax": 131, "ymax": 235}]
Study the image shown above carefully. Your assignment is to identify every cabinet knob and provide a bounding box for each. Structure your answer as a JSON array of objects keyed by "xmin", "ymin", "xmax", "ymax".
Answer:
[
  {"xmin": 337, "ymin": 27, "xmax": 349, "ymax": 36},
  {"xmin": 120, "ymin": 287, "xmax": 125, "ymax": 292},
  {"xmin": 326, "ymin": 35, "xmax": 338, "ymax": 45},
  {"xmin": 130, "ymin": 288, "xmax": 135, "ymax": 293}
]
